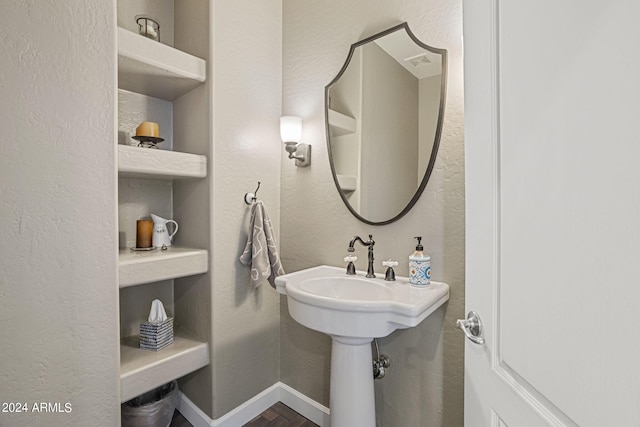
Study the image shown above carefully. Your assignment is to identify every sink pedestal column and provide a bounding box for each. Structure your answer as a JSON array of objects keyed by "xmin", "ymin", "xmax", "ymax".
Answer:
[{"xmin": 330, "ymin": 336, "xmax": 375, "ymax": 427}]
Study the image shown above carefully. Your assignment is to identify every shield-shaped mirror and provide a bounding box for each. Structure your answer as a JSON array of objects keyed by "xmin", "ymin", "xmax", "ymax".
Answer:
[{"xmin": 325, "ymin": 23, "xmax": 447, "ymax": 225}]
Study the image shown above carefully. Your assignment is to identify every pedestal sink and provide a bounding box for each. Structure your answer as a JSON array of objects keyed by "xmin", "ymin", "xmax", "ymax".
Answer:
[{"xmin": 275, "ymin": 265, "xmax": 449, "ymax": 427}]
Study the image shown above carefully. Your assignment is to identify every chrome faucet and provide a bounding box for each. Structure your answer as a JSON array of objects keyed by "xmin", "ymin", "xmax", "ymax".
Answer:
[{"xmin": 348, "ymin": 234, "xmax": 376, "ymax": 278}]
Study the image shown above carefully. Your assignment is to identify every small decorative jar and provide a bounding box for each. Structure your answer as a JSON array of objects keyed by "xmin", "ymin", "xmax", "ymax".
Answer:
[{"xmin": 135, "ymin": 15, "xmax": 160, "ymax": 41}]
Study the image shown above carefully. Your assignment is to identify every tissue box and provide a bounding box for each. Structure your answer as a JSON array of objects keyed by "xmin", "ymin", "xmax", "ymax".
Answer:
[{"xmin": 139, "ymin": 317, "xmax": 174, "ymax": 351}]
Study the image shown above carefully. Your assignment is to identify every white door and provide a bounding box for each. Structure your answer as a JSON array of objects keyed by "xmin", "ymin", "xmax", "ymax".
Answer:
[{"xmin": 462, "ymin": 0, "xmax": 640, "ymax": 425}]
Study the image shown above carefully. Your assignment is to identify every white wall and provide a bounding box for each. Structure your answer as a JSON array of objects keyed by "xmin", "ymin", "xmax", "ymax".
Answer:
[
  {"xmin": 281, "ymin": 1, "xmax": 465, "ymax": 425},
  {"xmin": 0, "ymin": 1, "xmax": 119, "ymax": 426}
]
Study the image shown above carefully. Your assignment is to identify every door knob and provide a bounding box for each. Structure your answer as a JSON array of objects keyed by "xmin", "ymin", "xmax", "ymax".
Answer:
[{"xmin": 456, "ymin": 311, "xmax": 485, "ymax": 345}]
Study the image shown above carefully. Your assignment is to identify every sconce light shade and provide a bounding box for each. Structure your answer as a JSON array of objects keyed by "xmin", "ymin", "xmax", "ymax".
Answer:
[
  {"xmin": 280, "ymin": 115, "xmax": 310, "ymax": 167},
  {"xmin": 280, "ymin": 116, "xmax": 302, "ymax": 143}
]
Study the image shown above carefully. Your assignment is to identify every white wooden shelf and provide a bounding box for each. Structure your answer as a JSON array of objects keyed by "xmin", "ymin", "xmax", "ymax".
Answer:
[
  {"xmin": 328, "ymin": 109, "xmax": 357, "ymax": 136},
  {"xmin": 118, "ymin": 145, "xmax": 207, "ymax": 179},
  {"xmin": 119, "ymin": 247, "xmax": 208, "ymax": 288},
  {"xmin": 120, "ymin": 331, "xmax": 209, "ymax": 402},
  {"xmin": 337, "ymin": 174, "xmax": 357, "ymax": 192},
  {"xmin": 118, "ymin": 27, "xmax": 206, "ymax": 101}
]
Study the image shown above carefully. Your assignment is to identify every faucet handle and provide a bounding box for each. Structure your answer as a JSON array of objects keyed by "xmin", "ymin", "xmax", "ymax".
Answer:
[
  {"xmin": 382, "ymin": 259, "xmax": 397, "ymax": 281},
  {"xmin": 344, "ymin": 254, "xmax": 357, "ymax": 275}
]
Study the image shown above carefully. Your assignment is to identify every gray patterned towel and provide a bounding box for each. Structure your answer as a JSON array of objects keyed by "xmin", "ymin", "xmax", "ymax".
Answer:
[{"xmin": 239, "ymin": 201, "xmax": 285, "ymax": 289}]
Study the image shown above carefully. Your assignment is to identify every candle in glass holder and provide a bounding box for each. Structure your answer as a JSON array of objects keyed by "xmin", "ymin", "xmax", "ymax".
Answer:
[{"xmin": 135, "ymin": 16, "xmax": 160, "ymax": 41}]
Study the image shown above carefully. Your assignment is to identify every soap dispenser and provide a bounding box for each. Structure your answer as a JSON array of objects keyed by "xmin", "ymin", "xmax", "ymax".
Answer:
[{"xmin": 409, "ymin": 236, "xmax": 431, "ymax": 286}]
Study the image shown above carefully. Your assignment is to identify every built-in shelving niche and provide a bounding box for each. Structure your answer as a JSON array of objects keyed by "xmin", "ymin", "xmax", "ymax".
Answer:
[{"xmin": 116, "ymin": 25, "xmax": 209, "ymax": 403}]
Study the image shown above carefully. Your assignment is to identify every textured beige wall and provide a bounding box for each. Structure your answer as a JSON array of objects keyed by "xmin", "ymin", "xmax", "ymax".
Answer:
[
  {"xmin": 208, "ymin": 0, "xmax": 283, "ymax": 419},
  {"xmin": 0, "ymin": 1, "xmax": 120, "ymax": 426},
  {"xmin": 419, "ymin": 75, "xmax": 443, "ymax": 181},
  {"xmin": 360, "ymin": 42, "xmax": 419, "ymax": 221},
  {"xmin": 172, "ymin": 0, "xmax": 214, "ymax": 416},
  {"xmin": 281, "ymin": 1, "xmax": 465, "ymax": 426}
]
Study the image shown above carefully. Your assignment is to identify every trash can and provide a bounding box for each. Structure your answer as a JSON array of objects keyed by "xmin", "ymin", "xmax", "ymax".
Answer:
[{"xmin": 121, "ymin": 381, "xmax": 179, "ymax": 427}]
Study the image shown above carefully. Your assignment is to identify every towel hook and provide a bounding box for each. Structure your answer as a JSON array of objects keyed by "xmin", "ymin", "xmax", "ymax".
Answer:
[{"xmin": 244, "ymin": 182, "xmax": 261, "ymax": 205}]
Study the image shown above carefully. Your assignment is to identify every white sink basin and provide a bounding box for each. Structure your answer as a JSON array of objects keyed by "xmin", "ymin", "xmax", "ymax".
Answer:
[
  {"xmin": 298, "ymin": 276, "xmax": 393, "ymax": 301},
  {"xmin": 276, "ymin": 265, "xmax": 450, "ymax": 426},
  {"xmin": 275, "ymin": 265, "xmax": 449, "ymax": 338}
]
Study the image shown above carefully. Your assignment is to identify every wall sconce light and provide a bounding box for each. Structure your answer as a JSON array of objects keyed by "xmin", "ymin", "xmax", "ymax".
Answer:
[{"xmin": 280, "ymin": 116, "xmax": 311, "ymax": 167}]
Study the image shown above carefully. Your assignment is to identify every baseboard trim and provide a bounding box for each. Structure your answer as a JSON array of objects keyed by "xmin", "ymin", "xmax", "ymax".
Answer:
[
  {"xmin": 177, "ymin": 391, "xmax": 214, "ymax": 427},
  {"xmin": 178, "ymin": 382, "xmax": 330, "ymax": 427},
  {"xmin": 277, "ymin": 382, "xmax": 331, "ymax": 427}
]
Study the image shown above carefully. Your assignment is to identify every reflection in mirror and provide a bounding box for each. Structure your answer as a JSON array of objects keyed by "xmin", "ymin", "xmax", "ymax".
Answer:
[{"xmin": 325, "ymin": 23, "xmax": 447, "ymax": 225}]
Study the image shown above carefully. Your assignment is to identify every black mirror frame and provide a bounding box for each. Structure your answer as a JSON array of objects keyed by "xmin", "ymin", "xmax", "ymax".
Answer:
[{"xmin": 324, "ymin": 22, "xmax": 448, "ymax": 225}]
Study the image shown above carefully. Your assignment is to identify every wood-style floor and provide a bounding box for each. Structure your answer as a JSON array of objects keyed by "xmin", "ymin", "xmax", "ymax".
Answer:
[
  {"xmin": 169, "ymin": 402, "xmax": 319, "ymax": 427},
  {"xmin": 244, "ymin": 402, "xmax": 318, "ymax": 427}
]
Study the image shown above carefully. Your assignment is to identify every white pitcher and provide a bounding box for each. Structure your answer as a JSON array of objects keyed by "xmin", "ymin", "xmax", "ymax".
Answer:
[{"xmin": 150, "ymin": 214, "xmax": 179, "ymax": 248}]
